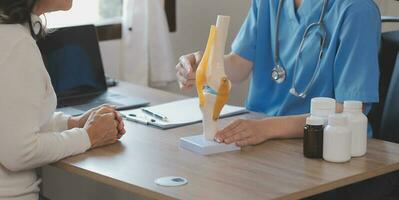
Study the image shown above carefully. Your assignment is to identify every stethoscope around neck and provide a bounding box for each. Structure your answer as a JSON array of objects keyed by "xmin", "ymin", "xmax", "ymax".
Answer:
[{"xmin": 271, "ymin": 0, "xmax": 328, "ymax": 98}]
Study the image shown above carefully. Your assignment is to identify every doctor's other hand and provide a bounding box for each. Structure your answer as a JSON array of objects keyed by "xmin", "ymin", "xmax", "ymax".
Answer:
[
  {"xmin": 176, "ymin": 51, "xmax": 202, "ymax": 91},
  {"xmin": 215, "ymin": 119, "xmax": 272, "ymax": 147},
  {"xmin": 84, "ymin": 107, "xmax": 125, "ymax": 148}
]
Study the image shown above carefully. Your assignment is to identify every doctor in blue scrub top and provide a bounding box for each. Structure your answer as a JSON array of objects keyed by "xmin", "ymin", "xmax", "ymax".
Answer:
[{"xmin": 176, "ymin": 0, "xmax": 380, "ymax": 147}]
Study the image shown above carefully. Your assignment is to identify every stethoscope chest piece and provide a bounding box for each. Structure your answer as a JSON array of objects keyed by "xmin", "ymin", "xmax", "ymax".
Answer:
[
  {"xmin": 289, "ymin": 87, "xmax": 307, "ymax": 98},
  {"xmin": 271, "ymin": 65, "xmax": 286, "ymax": 84}
]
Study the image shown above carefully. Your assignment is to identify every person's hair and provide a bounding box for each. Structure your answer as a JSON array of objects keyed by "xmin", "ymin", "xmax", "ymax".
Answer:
[{"xmin": 0, "ymin": 0, "xmax": 44, "ymax": 39}]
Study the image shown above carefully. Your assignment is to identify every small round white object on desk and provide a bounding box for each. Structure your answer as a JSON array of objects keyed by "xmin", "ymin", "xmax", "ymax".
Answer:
[{"xmin": 155, "ymin": 176, "xmax": 188, "ymax": 187}]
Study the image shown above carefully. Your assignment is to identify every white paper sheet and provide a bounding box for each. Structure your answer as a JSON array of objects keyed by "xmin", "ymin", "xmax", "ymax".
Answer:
[{"xmin": 122, "ymin": 98, "xmax": 248, "ymax": 129}]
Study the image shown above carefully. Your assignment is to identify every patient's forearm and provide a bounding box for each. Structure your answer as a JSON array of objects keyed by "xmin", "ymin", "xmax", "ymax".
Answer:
[{"xmin": 68, "ymin": 117, "xmax": 80, "ymax": 129}]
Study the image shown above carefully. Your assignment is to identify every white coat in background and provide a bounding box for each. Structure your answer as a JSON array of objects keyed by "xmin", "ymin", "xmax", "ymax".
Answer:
[{"xmin": 121, "ymin": 0, "xmax": 176, "ymax": 86}]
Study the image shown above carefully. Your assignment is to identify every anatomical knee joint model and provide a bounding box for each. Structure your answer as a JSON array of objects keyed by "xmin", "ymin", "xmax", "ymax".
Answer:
[{"xmin": 196, "ymin": 15, "xmax": 232, "ymax": 140}]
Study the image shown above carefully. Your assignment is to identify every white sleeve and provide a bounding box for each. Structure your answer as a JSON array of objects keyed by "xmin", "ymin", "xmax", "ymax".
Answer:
[
  {"xmin": 0, "ymin": 37, "xmax": 91, "ymax": 172},
  {"xmin": 40, "ymin": 112, "xmax": 71, "ymax": 132}
]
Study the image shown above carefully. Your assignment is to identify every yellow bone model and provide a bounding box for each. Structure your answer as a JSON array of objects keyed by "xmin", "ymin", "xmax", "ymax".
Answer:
[
  {"xmin": 196, "ymin": 16, "xmax": 232, "ymax": 125},
  {"xmin": 196, "ymin": 26, "xmax": 216, "ymax": 108},
  {"xmin": 214, "ymin": 76, "xmax": 231, "ymax": 120}
]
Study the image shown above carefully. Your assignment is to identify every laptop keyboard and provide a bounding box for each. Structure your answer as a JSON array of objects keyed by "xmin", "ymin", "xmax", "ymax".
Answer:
[
  {"xmin": 58, "ymin": 93, "xmax": 125, "ymax": 112},
  {"xmin": 73, "ymin": 100, "xmax": 124, "ymax": 111}
]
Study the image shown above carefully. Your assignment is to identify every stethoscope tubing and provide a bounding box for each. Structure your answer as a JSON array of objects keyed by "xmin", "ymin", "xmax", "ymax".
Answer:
[{"xmin": 273, "ymin": 0, "xmax": 329, "ymax": 98}]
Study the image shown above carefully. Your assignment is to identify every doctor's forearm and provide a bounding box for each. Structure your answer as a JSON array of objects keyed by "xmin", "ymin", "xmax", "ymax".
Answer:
[
  {"xmin": 261, "ymin": 114, "xmax": 309, "ymax": 139},
  {"xmin": 264, "ymin": 103, "xmax": 345, "ymax": 139},
  {"xmin": 224, "ymin": 53, "xmax": 253, "ymax": 83}
]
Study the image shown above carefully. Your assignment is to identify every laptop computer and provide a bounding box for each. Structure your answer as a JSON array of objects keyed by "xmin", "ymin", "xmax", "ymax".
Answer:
[{"xmin": 37, "ymin": 24, "xmax": 150, "ymax": 116}]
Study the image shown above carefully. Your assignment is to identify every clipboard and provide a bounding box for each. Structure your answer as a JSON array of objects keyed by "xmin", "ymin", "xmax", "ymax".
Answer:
[{"xmin": 121, "ymin": 98, "xmax": 248, "ymax": 129}]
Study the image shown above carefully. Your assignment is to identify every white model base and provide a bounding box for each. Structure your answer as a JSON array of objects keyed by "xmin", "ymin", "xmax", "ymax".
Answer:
[{"xmin": 180, "ymin": 135, "xmax": 240, "ymax": 155}]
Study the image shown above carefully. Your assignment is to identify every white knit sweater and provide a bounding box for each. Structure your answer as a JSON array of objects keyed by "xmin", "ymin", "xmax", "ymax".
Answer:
[{"xmin": 0, "ymin": 23, "xmax": 91, "ymax": 200}]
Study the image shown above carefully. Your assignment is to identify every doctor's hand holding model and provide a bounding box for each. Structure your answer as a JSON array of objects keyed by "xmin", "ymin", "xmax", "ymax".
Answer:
[
  {"xmin": 176, "ymin": 0, "xmax": 380, "ymax": 147},
  {"xmin": 0, "ymin": 0, "xmax": 125, "ymax": 199}
]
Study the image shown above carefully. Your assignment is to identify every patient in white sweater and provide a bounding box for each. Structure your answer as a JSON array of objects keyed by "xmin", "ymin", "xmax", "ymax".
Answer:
[{"xmin": 0, "ymin": 0, "xmax": 126, "ymax": 199}]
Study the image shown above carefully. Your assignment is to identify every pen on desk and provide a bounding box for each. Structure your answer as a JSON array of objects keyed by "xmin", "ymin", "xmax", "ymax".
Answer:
[
  {"xmin": 141, "ymin": 108, "xmax": 168, "ymax": 122},
  {"xmin": 122, "ymin": 113, "xmax": 153, "ymax": 125}
]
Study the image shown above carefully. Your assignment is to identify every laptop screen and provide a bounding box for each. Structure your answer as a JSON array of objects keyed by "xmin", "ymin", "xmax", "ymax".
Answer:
[{"xmin": 37, "ymin": 25, "xmax": 107, "ymax": 100}]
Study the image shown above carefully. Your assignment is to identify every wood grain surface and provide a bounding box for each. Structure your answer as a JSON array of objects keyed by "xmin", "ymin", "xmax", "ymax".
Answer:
[{"xmin": 52, "ymin": 82, "xmax": 399, "ymax": 200}]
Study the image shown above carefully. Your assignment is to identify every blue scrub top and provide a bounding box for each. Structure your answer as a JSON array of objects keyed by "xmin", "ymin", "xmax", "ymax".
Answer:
[{"xmin": 232, "ymin": 0, "xmax": 381, "ymax": 117}]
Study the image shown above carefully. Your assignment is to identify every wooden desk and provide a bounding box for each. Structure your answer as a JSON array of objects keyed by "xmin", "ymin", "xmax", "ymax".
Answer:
[{"xmin": 47, "ymin": 82, "xmax": 399, "ymax": 200}]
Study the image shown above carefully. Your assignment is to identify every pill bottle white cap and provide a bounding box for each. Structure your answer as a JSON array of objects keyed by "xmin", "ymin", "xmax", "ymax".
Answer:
[
  {"xmin": 328, "ymin": 113, "xmax": 348, "ymax": 126},
  {"xmin": 344, "ymin": 101, "xmax": 362, "ymax": 111},
  {"xmin": 310, "ymin": 97, "xmax": 336, "ymax": 117},
  {"xmin": 306, "ymin": 116, "xmax": 324, "ymax": 126}
]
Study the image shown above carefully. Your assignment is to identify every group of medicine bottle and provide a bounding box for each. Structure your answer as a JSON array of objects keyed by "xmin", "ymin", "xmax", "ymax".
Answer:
[{"xmin": 303, "ymin": 97, "xmax": 368, "ymax": 163}]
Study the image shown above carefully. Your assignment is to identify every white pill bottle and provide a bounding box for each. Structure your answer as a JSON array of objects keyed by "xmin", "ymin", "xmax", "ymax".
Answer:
[
  {"xmin": 323, "ymin": 114, "xmax": 352, "ymax": 163},
  {"xmin": 343, "ymin": 101, "xmax": 368, "ymax": 157},
  {"xmin": 310, "ymin": 97, "xmax": 336, "ymax": 125}
]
